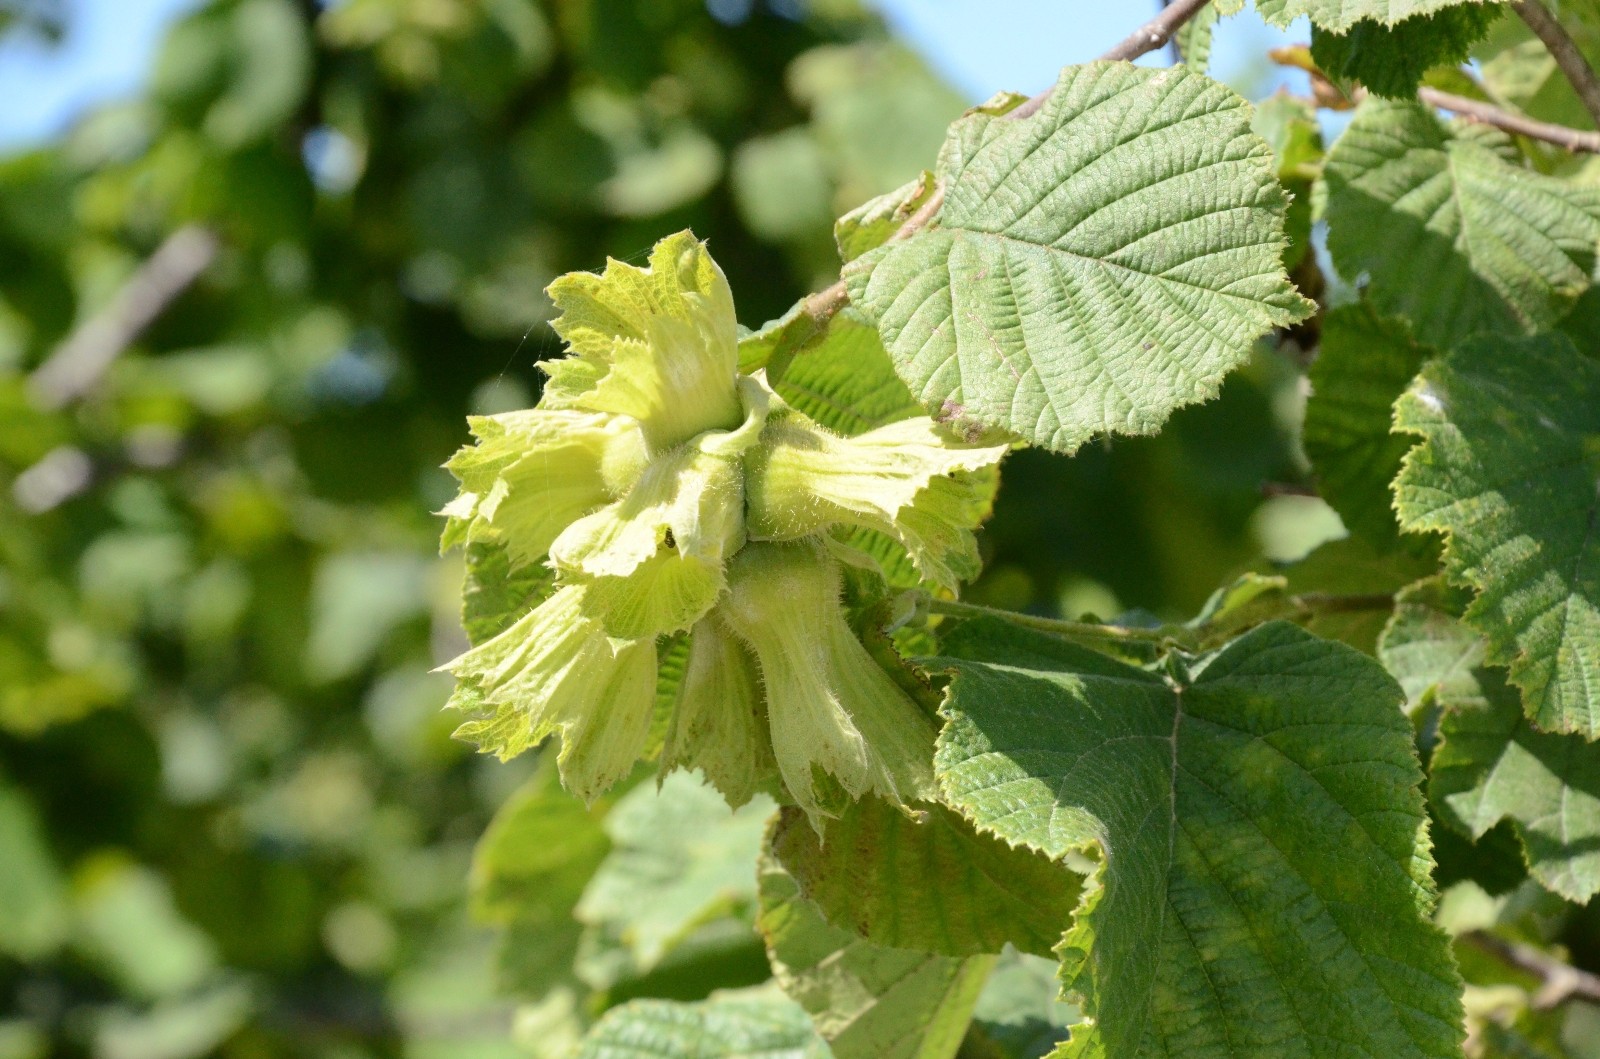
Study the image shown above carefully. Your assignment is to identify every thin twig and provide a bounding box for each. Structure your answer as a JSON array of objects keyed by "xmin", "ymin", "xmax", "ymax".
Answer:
[
  {"xmin": 1288, "ymin": 592, "xmax": 1395, "ymax": 615},
  {"xmin": 29, "ymin": 225, "xmax": 221, "ymax": 409},
  {"xmin": 1100, "ymin": 0, "xmax": 1216, "ymax": 65},
  {"xmin": 799, "ymin": 184, "xmax": 946, "ymax": 329},
  {"xmin": 1512, "ymin": 0, "xmax": 1600, "ymax": 131},
  {"xmin": 1267, "ymin": 43, "xmax": 1600, "ymax": 152},
  {"xmin": 1462, "ymin": 932, "xmax": 1600, "ymax": 1009},
  {"xmin": 1419, "ymin": 85, "xmax": 1600, "ymax": 152},
  {"xmin": 798, "ymin": 0, "xmax": 1216, "ymax": 337},
  {"xmin": 1013, "ymin": 0, "xmax": 1214, "ymax": 118}
]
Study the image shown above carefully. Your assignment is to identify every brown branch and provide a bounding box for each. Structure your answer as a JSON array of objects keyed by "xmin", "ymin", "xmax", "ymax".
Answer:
[
  {"xmin": 1463, "ymin": 932, "xmax": 1600, "ymax": 1009},
  {"xmin": 1267, "ymin": 42, "xmax": 1600, "ymax": 152},
  {"xmin": 29, "ymin": 225, "xmax": 221, "ymax": 409},
  {"xmin": 1512, "ymin": 0, "xmax": 1600, "ymax": 131},
  {"xmin": 797, "ymin": 0, "xmax": 1216, "ymax": 339},
  {"xmin": 799, "ymin": 184, "xmax": 945, "ymax": 328},
  {"xmin": 1103, "ymin": 0, "xmax": 1216, "ymax": 64},
  {"xmin": 1419, "ymin": 85, "xmax": 1600, "ymax": 152},
  {"xmin": 1012, "ymin": 0, "xmax": 1215, "ymax": 119}
]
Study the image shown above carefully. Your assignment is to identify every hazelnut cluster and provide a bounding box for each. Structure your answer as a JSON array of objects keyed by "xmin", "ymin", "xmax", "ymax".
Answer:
[{"xmin": 438, "ymin": 232, "xmax": 1006, "ymax": 824}]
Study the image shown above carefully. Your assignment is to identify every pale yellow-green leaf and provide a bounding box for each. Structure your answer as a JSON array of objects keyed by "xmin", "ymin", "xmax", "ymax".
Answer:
[
  {"xmin": 717, "ymin": 540, "xmax": 937, "ymax": 825},
  {"xmin": 443, "ymin": 585, "xmax": 657, "ymax": 801},
  {"xmin": 659, "ymin": 617, "xmax": 776, "ymax": 809},
  {"xmin": 746, "ymin": 399, "xmax": 1006, "ymax": 590},
  {"xmin": 544, "ymin": 230, "xmax": 743, "ymax": 453}
]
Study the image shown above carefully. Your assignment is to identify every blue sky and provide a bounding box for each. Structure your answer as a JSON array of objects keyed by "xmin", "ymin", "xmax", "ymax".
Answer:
[
  {"xmin": 0, "ymin": 0, "xmax": 1309, "ymax": 151},
  {"xmin": 0, "ymin": 0, "xmax": 200, "ymax": 149},
  {"xmin": 871, "ymin": 0, "xmax": 1306, "ymax": 99}
]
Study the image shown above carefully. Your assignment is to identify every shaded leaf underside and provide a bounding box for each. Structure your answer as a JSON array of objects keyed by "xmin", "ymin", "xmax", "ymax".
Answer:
[
  {"xmin": 1380, "ymin": 579, "xmax": 1600, "ymax": 904},
  {"xmin": 1323, "ymin": 99, "xmax": 1600, "ymax": 350},
  {"xmin": 770, "ymin": 797, "xmax": 1081, "ymax": 959},
  {"xmin": 758, "ymin": 853, "xmax": 994, "ymax": 1059}
]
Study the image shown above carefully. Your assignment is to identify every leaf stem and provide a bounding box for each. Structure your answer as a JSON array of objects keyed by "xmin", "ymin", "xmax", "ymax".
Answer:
[
  {"xmin": 1512, "ymin": 0, "xmax": 1600, "ymax": 132},
  {"xmin": 1287, "ymin": 591, "xmax": 1395, "ymax": 615},
  {"xmin": 921, "ymin": 590, "xmax": 1395, "ymax": 647},
  {"xmin": 799, "ymin": 183, "xmax": 946, "ymax": 332},
  {"xmin": 1418, "ymin": 85, "xmax": 1600, "ymax": 153},
  {"xmin": 922, "ymin": 597, "xmax": 1172, "ymax": 643}
]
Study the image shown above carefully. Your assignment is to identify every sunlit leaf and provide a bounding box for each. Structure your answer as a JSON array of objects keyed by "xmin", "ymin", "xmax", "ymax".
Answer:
[{"xmin": 849, "ymin": 62, "xmax": 1310, "ymax": 453}]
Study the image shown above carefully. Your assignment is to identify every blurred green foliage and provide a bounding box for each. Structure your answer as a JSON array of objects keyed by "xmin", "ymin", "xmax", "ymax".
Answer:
[{"xmin": 0, "ymin": 1, "xmax": 1366, "ymax": 1056}]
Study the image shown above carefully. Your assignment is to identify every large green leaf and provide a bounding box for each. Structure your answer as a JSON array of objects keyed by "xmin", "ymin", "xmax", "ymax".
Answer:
[
  {"xmin": 1309, "ymin": 5, "xmax": 1503, "ymax": 96},
  {"xmin": 1256, "ymin": 0, "xmax": 1491, "ymax": 32},
  {"xmin": 1302, "ymin": 302, "xmax": 1427, "ymax": 546},
  {"xmin": 758, "ymin": 853, "xmax": 993, "ymax": 1059},
  {"xmin": 1393, "ymin": 333, "xmax": 1600, "ymax": 739},
  {"xmin": 1379, "ymin": 582, "xmax": 1600, "ymax": 903},
  {"xmin": 574, "ymin": 993, "xmax": 828, "ymax": 1059},
  {"xmin": 933, "ymin": 619, "xmax": 1463, "ymax": 1059},
  {"xmin": 769, "ymin": 797, "xmax": 1079, "ymax": 959},
  {"xmin": 847, "ymin": 62, "xmax": 1311, "ymax": 454},
  {"xmin": 1323, "ymin": 99, "xmax": 1600, "ymax": 349}
]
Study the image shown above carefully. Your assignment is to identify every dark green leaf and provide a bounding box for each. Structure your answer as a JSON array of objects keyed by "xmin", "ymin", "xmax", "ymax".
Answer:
[
  {"xmin": 1311, "ymin": 5, "xmax": 1504, "ymax": 98},
  {"xmin": 1323, "ymin": 100, "xmax": 1600, "ymax": 348},
  {"xmin": 934, "ymin": 619, "xmax": 1463, "ymax": 1059}
]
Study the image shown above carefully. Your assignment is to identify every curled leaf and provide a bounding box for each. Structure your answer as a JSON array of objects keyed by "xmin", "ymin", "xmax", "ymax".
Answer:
[
  {"xmin": 440, "ymin": 410, "xmax": 647, "ymax": 567},
  {"xmin": 543, "ymin": 230, "xmax": 743, "ymax": 453},
  {"xmin": 443, "ymin": 585, "xmax": 658, "ymax": 802},
  {"xmin": 746, "ymin": 399, "xmax": 1007, "ymax": 589}
]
